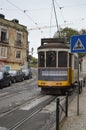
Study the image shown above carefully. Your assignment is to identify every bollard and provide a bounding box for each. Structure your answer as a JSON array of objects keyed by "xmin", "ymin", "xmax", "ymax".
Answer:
[
  {"xmin": 65, "ymin": 93, "xmax": 68, "ymax": 117},
  {"xmin": 56, "ymin": 98, "xmax": 59, "ymax": 130}
]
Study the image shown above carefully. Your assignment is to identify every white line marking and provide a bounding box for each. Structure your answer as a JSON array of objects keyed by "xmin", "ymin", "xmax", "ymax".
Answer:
[{"xmin": 20, "ymin": 96, "xmax": 51, "ymax": 110}]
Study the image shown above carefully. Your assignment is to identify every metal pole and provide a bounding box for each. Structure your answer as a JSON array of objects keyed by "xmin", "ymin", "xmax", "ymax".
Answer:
[
  {"xmin": 56, "ymin": 98, "xmax": 59, "ymax": 130},
  {"xmin": 77, "ymin": 54, "xmax": 79, "ymax": 115},
  {"xmin": 52, "ymin": 0, "xmax": 60, "ymax": 36},
  {"xmin": 65, "ymin": 93, "xmax": 68, "ymax": 117}
]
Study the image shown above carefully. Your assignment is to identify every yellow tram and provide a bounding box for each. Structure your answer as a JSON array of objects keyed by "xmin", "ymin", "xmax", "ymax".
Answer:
[{"xmin": 37, "ymin": 38, "xmax": 78, "ymax": 94}]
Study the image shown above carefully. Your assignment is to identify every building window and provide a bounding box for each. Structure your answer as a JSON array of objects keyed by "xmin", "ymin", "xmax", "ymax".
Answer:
[
  {"xmin": 1, "ymin": 28, "xmax": 8, "ymax": 42},
  {"xmin": 0, "ymin": 47, "xmax": 7, "ymax": 58},
  {"xmin": 16, "ymin": 50, "xmax": 21, "ymax": 59},
  {"xmin": 16, "ymin": 32, "xmax": 22, "ymax": 47}
]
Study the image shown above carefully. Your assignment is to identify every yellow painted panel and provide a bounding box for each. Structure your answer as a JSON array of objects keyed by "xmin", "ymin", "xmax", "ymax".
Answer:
[
  {"xmin": 38, "ymin": 80, "xmax": 70, "ymax": 87},
  {"xmin": 71, "ymin": 70, "xmax": 74, "ymax": 83},
  {"xmin": 68, "ymin": 68, "xmax": 74, "ymax": 84}
]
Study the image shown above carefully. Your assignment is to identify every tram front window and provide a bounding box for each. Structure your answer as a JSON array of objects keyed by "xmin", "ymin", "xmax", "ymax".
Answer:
[
  {"xmin": 46, "ymin": 51, "xmax": 56, "ymax": 67},
  {"xmin": 38, "ymin": 52, "xmax": 45, "ymax": 67},
  {"xmin": 58, "ymin": 51, "xmax": 67, "ymax": 67}
]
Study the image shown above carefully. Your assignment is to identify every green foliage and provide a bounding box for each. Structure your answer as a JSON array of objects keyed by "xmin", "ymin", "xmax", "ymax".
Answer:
[
  {"xmin": 53, "ymin": 27, "xmax": 86, "ymax": 58},
  {"xmin": 80, "ymin": 29, "xmax": 86, "ymax": 34},
  {"xmin": 79, "ymin": 53, "xmax": 86, "ymax": 58},
  {"xmin": 29, "ymin": 56, "xmax": 38, "ymax": 68},
  {"xmin": 54, "ymin": 27, "xmax": 79, "ymax": 43}
]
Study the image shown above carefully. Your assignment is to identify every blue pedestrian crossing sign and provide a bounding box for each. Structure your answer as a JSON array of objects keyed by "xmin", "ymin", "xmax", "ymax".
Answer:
[{"xmin": 71, "ymin": 35, "xmax": 86, "ymax": 53}]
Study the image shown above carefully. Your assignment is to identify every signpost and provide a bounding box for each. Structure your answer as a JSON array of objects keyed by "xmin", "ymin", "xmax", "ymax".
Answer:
[
  {"xmin": 71, "ymin": 34, "xmax": 86, "ymax": 115},
  {"xmin": 71, "ymin": 34, "xmax": 86, "ymax": 53}
]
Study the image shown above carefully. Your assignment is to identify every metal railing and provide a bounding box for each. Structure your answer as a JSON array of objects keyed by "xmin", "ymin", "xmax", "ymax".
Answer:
[{"xmin": 56, "ymin": 94, "xmax": 68, "ymax": 130}]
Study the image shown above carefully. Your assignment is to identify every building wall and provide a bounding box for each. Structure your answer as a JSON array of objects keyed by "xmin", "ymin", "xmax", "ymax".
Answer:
[
  {"xmin": 82, "ymin": 55, "xmax": 86, "ymax": 77},
  {"xmin": 0, "ymin": 15, "xmax": 28, "ymax": 71}
]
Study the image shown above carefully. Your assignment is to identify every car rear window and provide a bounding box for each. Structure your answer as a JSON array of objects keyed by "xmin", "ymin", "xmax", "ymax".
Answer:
[{"xmin": 9, "ymin": 71, "xmax": 17, "ymax": 76}]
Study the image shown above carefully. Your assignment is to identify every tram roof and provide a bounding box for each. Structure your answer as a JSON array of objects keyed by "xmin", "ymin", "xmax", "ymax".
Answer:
[{"xmin": 38, "ymin": 38, "xmax": 69, "ymax": 49}]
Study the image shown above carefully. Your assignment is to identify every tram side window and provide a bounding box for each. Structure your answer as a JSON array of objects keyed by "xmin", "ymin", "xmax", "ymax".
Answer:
[
  {"xmin": 38, "ymin": 52, "xmax": 45, "ymax": 67},
  {"xmin": 58, "ymin": 51, "xmax": 67, "ymax": 67},
  {"xmin": 46, "ymin": 51, "xmax": 56, "ymax": 67}
]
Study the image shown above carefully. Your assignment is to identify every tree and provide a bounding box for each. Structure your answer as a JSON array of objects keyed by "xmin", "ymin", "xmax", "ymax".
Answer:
[
  {"xmin": 53, "ymin": 27, "xmax": 79, "ymax": 43},
  {"xmin": 80, "ymin": 29, "xmax": 86, "ymax": 34},
  {"xmin": 53, "ymin": 27, "xmax": 86, "ymax": 58}
]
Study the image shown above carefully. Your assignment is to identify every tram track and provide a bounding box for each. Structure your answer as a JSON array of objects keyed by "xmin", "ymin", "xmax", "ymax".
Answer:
[
  {"xmin": 0, "ymin": 93, "xmax": 43, "ymax": 117},
  {"xmin": 0, "ymin": 73, "xmax": 37, "ymax": 100},
  {"xmin": 0, "ymin": 68, "xmax": 78, "ymax": 130},
  {"xmin": 0, "ymin": 95, "xmax": 56, "ymax": 130},
  {"xmin": 11, "ymin": 93, "xmax": 76, "ymax": 130},
  {"xmin": 10, "ymin": 96, "xmax": 55, "ymax": 130},
  {"xmin": 0, "ymin": 79, "xmax": 39, "ymax": 114},
  {"xmin": 0, "ymin": 87, "xmax": 37, "ymax": 102},
  {"xmin": 0, "ymin": 90, "xmax": 77, "ymax": 130}
]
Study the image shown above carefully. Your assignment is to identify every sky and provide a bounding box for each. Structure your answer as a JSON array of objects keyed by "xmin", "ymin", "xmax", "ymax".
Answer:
[{"xmin": 0, "ymin": 0, "xmax": 86, "ymax": 58}]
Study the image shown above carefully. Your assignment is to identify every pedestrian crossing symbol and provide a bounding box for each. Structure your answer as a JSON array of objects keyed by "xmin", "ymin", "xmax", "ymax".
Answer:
[
  {"xmin": 71, "ymin": 35, "xmax": 86, "ymax": 53},
  {"xmin": 73, "ymin": 38, "xmax": 85, "ymax": 50}
]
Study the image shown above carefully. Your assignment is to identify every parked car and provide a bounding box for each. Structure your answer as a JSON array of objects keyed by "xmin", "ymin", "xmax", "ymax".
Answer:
[
  {"xmin": 0, "ymin": 71, "xmax": 12, "ymax": 88},
  {"xmin": 22, "ymin": 68, "xmax": 32, "ymax": 80},
  {"xmin": 9, "ymin": 70, "xmax": 25, "ymax": 82}
]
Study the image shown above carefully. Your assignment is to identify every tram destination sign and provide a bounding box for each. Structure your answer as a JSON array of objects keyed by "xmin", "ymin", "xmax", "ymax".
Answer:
[{"xmin": 71, "ymin": 35, "xmax": 86, "ymax": 53}]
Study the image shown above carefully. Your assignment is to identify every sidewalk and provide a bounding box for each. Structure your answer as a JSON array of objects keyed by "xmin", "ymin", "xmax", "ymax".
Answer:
[{"xmin": 60, "ymin": 86, "xmax": 86, "ymax": 130}]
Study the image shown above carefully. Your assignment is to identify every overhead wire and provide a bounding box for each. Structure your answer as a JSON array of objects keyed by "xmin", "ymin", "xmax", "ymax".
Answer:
[
  {"xmin": 5, "ymin": 0, "xmax": 44, "ymax": 36},
  {"xmin": 3, "ymin": 0, "xmax": 86, "ymax": 32},
  {"xmin": 49, "ymin": 1, "xmax": 54, "ymax": 37},
  {"xmin": 5, "ymin": 0, "xmax": 59, "ymax": 38},
  {"xmin": 54, "ymin": 0, "xmax": 86, "ymax": 30},
  {"xmin": 52, "ymin": 0, "xmax": 59, "ymax": 32},
  {"xmin": 55, "ymin": 0, "xmax": 67, "ymax": 25},
  {"xmin": 5, "ymin": 0, "xmax": 37, "ymax": 25}
]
